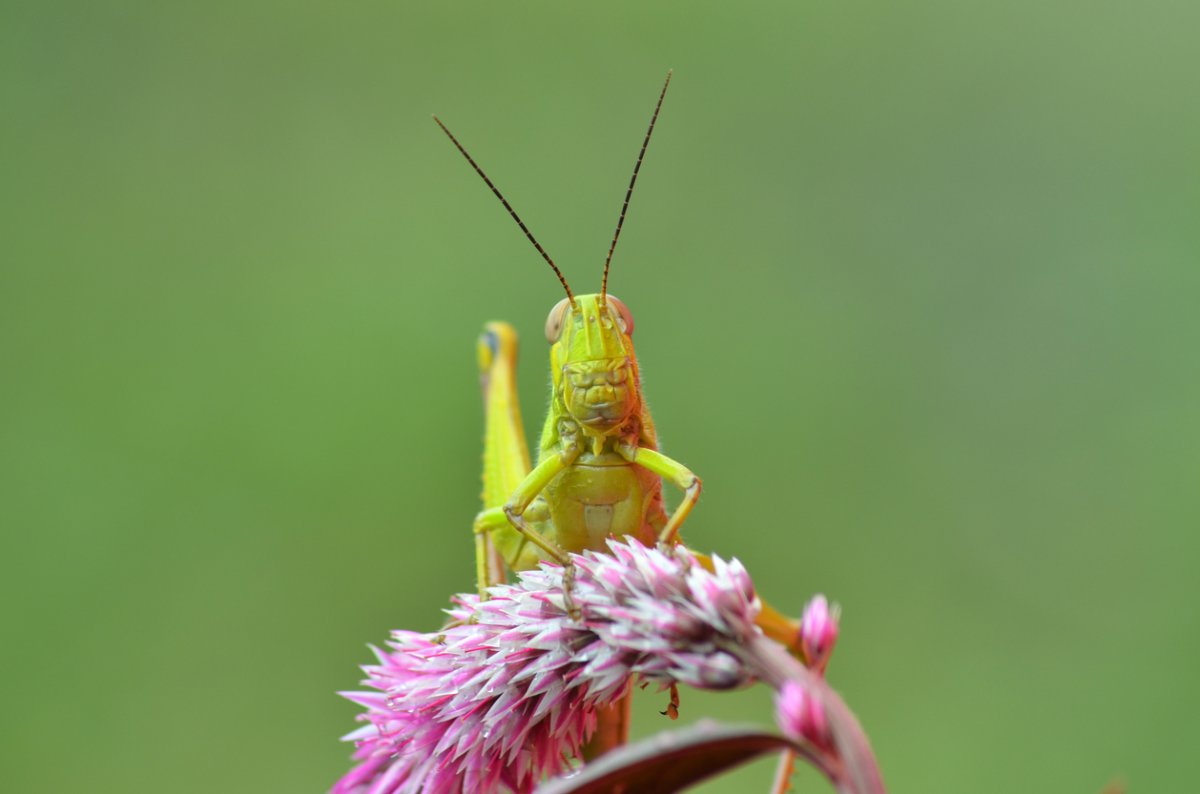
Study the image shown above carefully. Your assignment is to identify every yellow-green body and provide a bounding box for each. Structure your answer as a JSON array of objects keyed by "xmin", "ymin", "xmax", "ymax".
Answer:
[{"xmin": 474, "ymin": 293, "xmax": 699, "ymax": 589}]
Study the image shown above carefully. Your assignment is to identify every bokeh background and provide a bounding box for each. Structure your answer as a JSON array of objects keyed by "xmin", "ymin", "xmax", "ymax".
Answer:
[{"xmin": 4, "ymin": 1, "xmax": 1198, "ymax": 791}]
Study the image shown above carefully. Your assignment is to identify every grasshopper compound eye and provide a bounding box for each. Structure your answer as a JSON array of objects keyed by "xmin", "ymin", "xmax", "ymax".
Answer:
[
  {"xmin": 605, "ymin": 295, "xmax": 634, "ymax": 336},
  {"xmin": 545, "ymin": 297, "xmax": 572, "ymax": 343}
]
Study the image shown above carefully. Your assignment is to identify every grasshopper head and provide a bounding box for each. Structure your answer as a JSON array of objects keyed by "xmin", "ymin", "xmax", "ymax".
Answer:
[{"xmin": 546, "ymin": 294, "xmax": 638, "ymax": 434}]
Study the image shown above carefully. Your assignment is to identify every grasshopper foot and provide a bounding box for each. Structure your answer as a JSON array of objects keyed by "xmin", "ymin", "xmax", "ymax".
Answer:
[{"xmin": 656, "ymin": 539, "xmax": 689, "ymax": 568}]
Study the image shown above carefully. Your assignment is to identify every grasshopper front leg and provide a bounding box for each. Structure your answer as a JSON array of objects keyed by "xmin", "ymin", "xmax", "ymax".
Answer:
[
  {"xmin": 473, "ymin": 444, "xmax": 582, "ymax": 596},
  {"xmin": 611, "ymin": 443, "xmax": 806, "ymax": 653},
  {"xmin": 617, "ymin": 442, "xmax": 702, "ymax": 546}
]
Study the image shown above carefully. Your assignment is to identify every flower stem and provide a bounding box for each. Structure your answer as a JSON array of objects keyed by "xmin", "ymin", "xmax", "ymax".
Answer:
[{"xmin": 737, "ymin": 634, "xmax": 886, "ymax": 794}]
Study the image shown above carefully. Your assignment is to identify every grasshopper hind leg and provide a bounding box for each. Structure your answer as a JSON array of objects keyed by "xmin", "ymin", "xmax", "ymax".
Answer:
[{"xmin": 477, "ymin": 322, "xmax": 534, "ymax": 590}]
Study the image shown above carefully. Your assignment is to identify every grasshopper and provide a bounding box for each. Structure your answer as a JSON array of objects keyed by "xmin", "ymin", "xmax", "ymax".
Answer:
[
  {"xmin": 435, "ymin": 72, "xmax": 800, "ymax": 758},
  {"xmin": 435, "ymin": 72, "xmax": 697, "ymax": 599}
]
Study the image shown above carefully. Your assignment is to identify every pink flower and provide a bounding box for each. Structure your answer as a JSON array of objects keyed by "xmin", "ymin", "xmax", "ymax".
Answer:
[
  {"xmin": 775, "ymin": 680, "xmax": 832, "ymax": 751},
  {"xmin": 800, "ymin": 594, "xmax": 839, "ymax": 673},
  {"xmin": 333, "ymin": 540, "xmax": 763, "ymax": 794}
]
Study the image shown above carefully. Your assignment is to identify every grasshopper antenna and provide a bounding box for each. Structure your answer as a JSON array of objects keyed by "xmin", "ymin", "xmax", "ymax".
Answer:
[
  {"xmin": 433, "ymin": 114, "xmax": 575, "ymax": 306},
  {"xmin": 600, "ymin": 69, "xmax": 672, "ymax": 307}
]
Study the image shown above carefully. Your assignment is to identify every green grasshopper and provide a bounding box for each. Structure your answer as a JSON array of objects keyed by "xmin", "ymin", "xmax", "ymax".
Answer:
[
  {"xmin": 435, "ymin": 72, "xmax": 698, "ymax": 599},
  {"xmin": 435, "ymin": 71, "xmax": 801, "ymax": 757}
]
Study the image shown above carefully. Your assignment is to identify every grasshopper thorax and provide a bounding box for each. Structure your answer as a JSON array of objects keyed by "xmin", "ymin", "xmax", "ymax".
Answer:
[{"xmin": 546, "ymin": 294, "xmax": 638, "ymax": 436}]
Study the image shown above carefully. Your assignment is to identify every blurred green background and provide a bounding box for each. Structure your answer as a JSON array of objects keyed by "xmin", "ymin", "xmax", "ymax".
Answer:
[{"xmin": 3, "ymin": 1, "xmax": 1198, "ymax": 791}]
